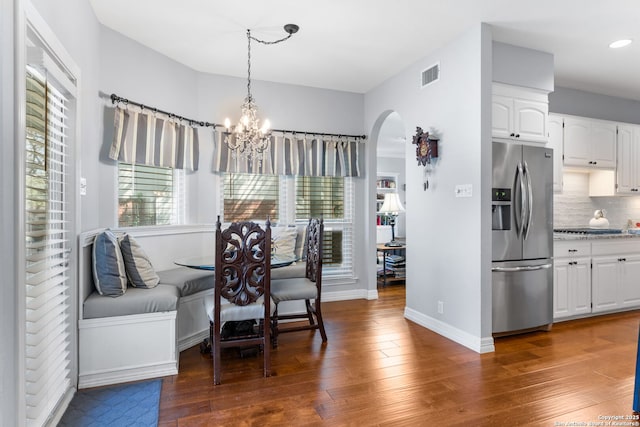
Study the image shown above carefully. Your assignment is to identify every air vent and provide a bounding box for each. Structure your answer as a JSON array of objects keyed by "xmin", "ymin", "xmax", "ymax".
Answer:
[{"xmin": 421, "ymin": 63, "xmax": 440, "ymax": 88}]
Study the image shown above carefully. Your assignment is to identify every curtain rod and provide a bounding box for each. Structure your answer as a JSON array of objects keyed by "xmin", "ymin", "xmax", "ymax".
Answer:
[{"xmin": 110, "ymin": 93, "xmax": 367, "ymax": 140}]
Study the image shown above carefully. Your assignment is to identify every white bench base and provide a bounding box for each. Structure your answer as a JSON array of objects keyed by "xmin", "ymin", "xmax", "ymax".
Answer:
[{"xmin": 78, "ymin": 311, "xmax": 178, "ymax": 389}]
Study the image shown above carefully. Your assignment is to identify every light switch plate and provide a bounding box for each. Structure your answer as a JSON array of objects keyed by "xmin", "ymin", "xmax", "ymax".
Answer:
[{"xmin": 455, "ymin": 184, "xmax": 472, "ymax": 197}]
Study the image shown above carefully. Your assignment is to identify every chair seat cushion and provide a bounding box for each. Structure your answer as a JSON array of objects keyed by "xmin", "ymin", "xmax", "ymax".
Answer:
[
  {"xmin": 271, "ymin": 277, "xmax": 317, "ymax": 303},
  {"xmin": 204, "ymin": 295, "xmax": 276, "ymax": 324},
  {"xmin": 83, "ymin": 284, "xmax": 179, "ymax": 319},
  {"xmin": 270, "ymin": 262, "xmax": 306, "ymax": 280},
  {"xmin": 157, "ymin": 267, "xmax": 214, "ymax": 297}
]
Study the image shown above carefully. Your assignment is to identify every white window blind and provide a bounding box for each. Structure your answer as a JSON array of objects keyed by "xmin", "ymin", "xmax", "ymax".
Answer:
[
  {"xmin": 295, "ymin": 176, "xmax": 353, "ymax": 276},
  {"xmin": 223, "ymin": 173, "xmax": 280, "ymax": 222},
  {"xmin": 222, "ymin": 173, "xmax": 354, "ymax": 277},
  {"xmin": 25, "ymin": 65, "xmax": 72, "ymax": 426},
  {"xmin": 118, "ymin": 163, "xmax": 184, "ymax": 227}
]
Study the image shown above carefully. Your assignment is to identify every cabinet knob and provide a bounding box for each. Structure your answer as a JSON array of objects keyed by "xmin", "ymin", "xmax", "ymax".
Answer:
[
  {"xmin": 593, "ymin": 161, "xmax": 597, "ymax": 165},
  {"xmin": 515, "ymin": 134, "xmax": 520, "ymax": 138},
  {"xmin": 510, "ymin": 133, "xmax": 515, "ymax": 137},
  {"xmin": 588, "ymin": 161, "xmax": 593, "ymax": 164}
]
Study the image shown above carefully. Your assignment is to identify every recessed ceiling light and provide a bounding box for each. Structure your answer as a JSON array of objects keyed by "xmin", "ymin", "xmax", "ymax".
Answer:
[{"xmin": 609, "ymin": 39, "xmax": 632, "ymax": 49}]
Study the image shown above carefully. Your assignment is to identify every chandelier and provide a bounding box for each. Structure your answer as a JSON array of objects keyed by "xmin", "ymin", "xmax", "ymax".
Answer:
[{"xmin": 224, "ymin": 24, "xmax": 299, "ymax": 162}]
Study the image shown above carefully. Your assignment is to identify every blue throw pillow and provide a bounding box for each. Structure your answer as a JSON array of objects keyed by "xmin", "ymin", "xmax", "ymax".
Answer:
[
  {"xmin": 119, "ymin": 233, "xmax": 160, "ymax": 289},
  {"xmin": 92, "ymin": 230, "xmax": 127, "ymax": 297}
]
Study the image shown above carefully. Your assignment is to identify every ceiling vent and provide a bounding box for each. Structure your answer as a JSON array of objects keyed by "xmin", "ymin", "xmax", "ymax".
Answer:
[{"xmin": 421, "ymin": 63, "xmax": 440, "ymax": 88}]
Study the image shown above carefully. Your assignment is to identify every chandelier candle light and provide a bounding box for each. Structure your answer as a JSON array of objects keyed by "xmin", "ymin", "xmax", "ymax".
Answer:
[{"xmin": 224, "ymin": 24, "xmax": 300, "ymax": 163}]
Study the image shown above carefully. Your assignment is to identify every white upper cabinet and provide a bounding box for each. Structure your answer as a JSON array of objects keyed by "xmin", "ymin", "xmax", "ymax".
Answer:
[
  {"xmin": 492, "ymin": 83, "xmax": 549, "ymax": 144},
  {"xmin": 563, "ymin": 116, "xmax": 616, "ymax": 168},
  {"xmin": 616, "ymin": 124, "xmax": 640, "ymax": 194},
  {"xmin": 548, "ymin": 114, "xmax": 564, "ymax": 193}
]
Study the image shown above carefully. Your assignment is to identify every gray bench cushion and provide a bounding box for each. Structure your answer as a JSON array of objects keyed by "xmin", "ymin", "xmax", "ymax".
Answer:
[
  {"xmin": 271, "ymin": 277, "xmax": 317, "ymax": 303},
  {"xmin": 270, "ymin": 262, "xmax": 306, "ymax": 280},
  {"xmin": 157, "ymin": 267, "xmax": 214, "ymax": 297},
  {"xmin": 83, "ymin": 284, "xmax": 179, "ymax": 319}
]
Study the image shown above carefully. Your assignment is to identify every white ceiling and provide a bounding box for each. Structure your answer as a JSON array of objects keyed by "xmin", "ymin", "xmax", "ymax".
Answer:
[{"xmin": 90, "ymin": 0, "xmax": 640, "ymax": 100}]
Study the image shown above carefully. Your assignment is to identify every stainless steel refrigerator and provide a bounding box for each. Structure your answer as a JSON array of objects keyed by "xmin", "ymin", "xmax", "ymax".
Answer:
[{"xmin": 492, "ymin": 141, "xmax": 553, "ymax": 335}]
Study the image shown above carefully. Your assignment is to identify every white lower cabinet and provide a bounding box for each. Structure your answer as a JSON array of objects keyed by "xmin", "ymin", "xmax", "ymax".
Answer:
[
  {"xmin": 553, "ymin": 257, "xmax": 591, "ymax": 319},
  {"xmin": 553, "ymin": 239, "xmax": 640, "ymax": 320},
  {"xmin": 591, "ymin": 241, "xmax": 640, "ymax": 314}
]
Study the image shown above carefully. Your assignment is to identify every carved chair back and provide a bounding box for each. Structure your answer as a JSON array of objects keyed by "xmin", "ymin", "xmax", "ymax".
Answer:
[{"xmin": 215, "ymin": 218, "xmax": 271, "ymax": 307}]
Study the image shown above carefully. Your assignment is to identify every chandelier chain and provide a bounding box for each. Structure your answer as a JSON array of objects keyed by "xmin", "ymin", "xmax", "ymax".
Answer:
[{"xmin": 246, "ymin": 29, "xmax": 252, "ymax": 101}]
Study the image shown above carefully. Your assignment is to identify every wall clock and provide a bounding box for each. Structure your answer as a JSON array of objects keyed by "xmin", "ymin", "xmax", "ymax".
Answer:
[{"xmin": 412, "ymin": 127, "xmax": 439, "ymax": 190}]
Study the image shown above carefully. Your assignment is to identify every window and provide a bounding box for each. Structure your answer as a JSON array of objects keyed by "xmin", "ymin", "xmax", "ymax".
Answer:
[
  {"xmin": 24, "ymin": 46, "xmax": 76, "ymax": 426},
  {"xmin": 222, "ymin": 173, "xmax": 354, "ymax": 276},
  {"xmin": 117, "ymin": 163, "xmax": 184, "ymax": 227}
]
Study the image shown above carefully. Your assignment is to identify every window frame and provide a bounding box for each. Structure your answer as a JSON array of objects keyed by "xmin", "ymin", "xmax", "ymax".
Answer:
[
  {"xmin": 220, "ymin": 173, "xmax": 354, "ymax": 278},
  {"xmin": 115, "ymin": 163, "xmax": 186, "ymax": 228}
]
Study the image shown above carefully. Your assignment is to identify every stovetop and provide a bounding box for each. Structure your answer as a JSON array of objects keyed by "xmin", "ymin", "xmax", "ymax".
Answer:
[{"xmin": 554, "ymin": 228, "xmax": 623, "ymax": 235}]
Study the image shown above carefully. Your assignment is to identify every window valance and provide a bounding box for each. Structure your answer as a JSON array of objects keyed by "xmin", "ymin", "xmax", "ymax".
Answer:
[
  {"xmin": 212, "ymin": 131, "xmax": 363, "ymax": 177},
  {"xmin": 109, "ymin": 106, "xmax": 199, "ymax": 171}
]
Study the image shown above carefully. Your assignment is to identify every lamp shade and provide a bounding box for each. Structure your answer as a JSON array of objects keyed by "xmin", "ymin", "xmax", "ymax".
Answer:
[{"xmin": 378, "ymin": 193, "xmax": 405, "ymax": 215}]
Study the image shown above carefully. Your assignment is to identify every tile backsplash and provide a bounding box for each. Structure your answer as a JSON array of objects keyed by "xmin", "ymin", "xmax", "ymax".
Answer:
[{"xmin": 554, "ymin": 172, "xmax": 640, "ymax": 228}]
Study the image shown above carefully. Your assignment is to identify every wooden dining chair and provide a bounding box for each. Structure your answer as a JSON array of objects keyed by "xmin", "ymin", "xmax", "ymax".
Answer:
[
  {"xmin": 207, "ymin": 217, "xmax": 273, "ymax": 384},
  {"xmin": 270, "ymin": 218, "xmax": 327, "ymax": 348}
]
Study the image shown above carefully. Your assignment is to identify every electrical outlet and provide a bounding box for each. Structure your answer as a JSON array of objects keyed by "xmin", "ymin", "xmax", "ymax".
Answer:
[
  {"xmin": 437, "ymin": 301, "xmax": 444, "ymax": 314},
  {"xmin": 80, "ymin": 177, "xmax": 87, "ymax": 196},
  {"xmin": 455, "ymin": 184, "xmax": 472, "ymax": 197}
]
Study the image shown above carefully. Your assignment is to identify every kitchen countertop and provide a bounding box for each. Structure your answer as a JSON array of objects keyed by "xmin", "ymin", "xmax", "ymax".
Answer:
[{"xmin": 554, "ymin": 231, "xmax": 640, "ymax": 241}]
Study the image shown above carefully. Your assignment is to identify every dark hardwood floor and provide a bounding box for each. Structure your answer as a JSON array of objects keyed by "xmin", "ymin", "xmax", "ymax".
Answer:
[{"xmin": 159, "ymin": 285, "xmax": 640, "ymax": 426}]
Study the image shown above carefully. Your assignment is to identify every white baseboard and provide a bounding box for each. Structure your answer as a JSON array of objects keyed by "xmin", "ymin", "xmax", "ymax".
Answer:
[
  {"xmin": 78, "ymin": 360, "xmax": 178, "ymax": 389},
  {"xmin": 404, "ymin": 307, "xmax": 495, "ymax": 354},
  {"xmin": 178, "ymin": 329, "xmax": 209, "ymax": 352},
  {"xmin": 323, "ymin": 288, "xmax": 376, "ymax": 302}
]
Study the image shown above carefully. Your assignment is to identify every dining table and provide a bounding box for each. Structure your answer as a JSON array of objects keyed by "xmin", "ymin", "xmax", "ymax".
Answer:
[{"xmin": 174, "ymin": 254, "xmax": 298, "ymax": 271}]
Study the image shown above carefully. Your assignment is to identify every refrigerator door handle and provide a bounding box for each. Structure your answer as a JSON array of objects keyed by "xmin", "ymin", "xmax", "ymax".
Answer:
[
  {"xmin": 523, "ymin": 160, "xmax": 534, "ymax": 240},
  {"xmin": 515, "ymin": 162, "xmax": 526, "ymax": 238},
  {"xmin": 491, "ymin": 263, "xmax": 552, "ymax": 272}
]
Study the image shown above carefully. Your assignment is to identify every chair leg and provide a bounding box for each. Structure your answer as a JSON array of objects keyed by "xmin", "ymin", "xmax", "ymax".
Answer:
[
  {"xmin": 271, "ymin": 306, "xmax": 279, "ymax": 349},
  {"xmin": 263, "ymin": 319, "xmax": 271, "ymax": 377},
  {"xmin": 315, "ymin": 301, "xmax": 328, "ymax": 343},
  {"xmin": 305, "ymin": 300, "xmax": 316, "ymax": 326},
  {"xmin": 212, "ymin": 322, "xmax": 221, "ymax": 385}
]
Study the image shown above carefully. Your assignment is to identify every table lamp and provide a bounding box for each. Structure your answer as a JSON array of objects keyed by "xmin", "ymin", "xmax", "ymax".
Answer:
[{"xmin": 378, "ymin": 193, "xmax": 405, "ymax": 247}]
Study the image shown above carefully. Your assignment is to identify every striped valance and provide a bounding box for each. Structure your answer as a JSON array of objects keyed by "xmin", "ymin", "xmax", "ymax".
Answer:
[
  {"xmin": 212, "ymin": 131, "xmax": 363, "ymax": 177},
  {"xmin": 109, "ymin": 106, "xmax": 199, "ymax": 171}
]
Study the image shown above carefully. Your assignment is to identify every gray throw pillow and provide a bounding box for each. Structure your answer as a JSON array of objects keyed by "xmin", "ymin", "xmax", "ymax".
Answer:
[
  {"xmin": 92, "ymin": 230, "xmax": 127, "ymax": 297},
  {"xmin": 119, "ymin": 233, "xmax": 160, "ymax": 289}
]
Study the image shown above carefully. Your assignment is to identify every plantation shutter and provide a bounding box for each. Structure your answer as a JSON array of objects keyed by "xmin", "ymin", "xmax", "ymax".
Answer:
[
  {"xmin": 223, "ymin": 173, "xmax": 280, "ymax": 222},
  {"xmin": 25, "ymin": 65, "xmax": 73, "ymax": 426},
  {"xmin": 295, "ymin": 176, "xmax": 353, "ymax": 276},
  {"xmin": 118, "ymin": 163, "xmax": 177, "ymax": 227}
]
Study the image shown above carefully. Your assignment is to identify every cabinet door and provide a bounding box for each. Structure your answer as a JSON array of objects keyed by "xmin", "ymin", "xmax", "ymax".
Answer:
[
  {"xmin": 619, "ymin": 255, "xmax": 640, "ymax": 308},
  {"xmin": 563, "ymin": 117, "xmax": 592, "ymax": 167},
  {"xmin": 591, "ymin": 256, "xmax": 619, "ymax": 313},
  {"xmin": 513, "ymin": 99, "xmax": 548, "ymax": 143},
  {"xmin": 590, "ymin": 121, "xmax": 617, "ymax": 168},
  {"xmin": 633, "ymin": 127, "xmax": 640, "ymax": 191},
  {"xmin": 616, "ymin": 125, "xmax": 634, "ymax": 193},
  {"xmin": 548, "ymin": 114, "xmax": 563, "ymax": 192},
  {"xmin": 553, "ymin": 259, "xmax": 571, "ymax": 319},
  {"xmin": 572, "ymin": 259, "xmax": 592, "ymax": 316},
  {"xmin": 492, "ymin": 95, "xmax": 512, "ymax": 140}
]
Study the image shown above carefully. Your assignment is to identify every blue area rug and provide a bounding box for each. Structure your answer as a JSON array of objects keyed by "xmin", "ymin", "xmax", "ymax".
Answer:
[{"xmin": 58, "ymin": 379, "xmax": 162, "ymax": 427}]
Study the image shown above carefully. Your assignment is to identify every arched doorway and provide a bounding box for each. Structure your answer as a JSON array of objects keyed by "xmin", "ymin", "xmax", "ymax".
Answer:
[{"xmin": 369, "ymin": 111, "xmax": 407, "ymax": 293}]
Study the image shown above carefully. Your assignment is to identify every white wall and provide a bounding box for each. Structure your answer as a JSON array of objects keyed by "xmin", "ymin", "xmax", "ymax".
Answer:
[
  {"xmin": 365, "ymin": 23, "xmax": 494, "ymax": 352},
  {"xmin": 1, "ymin": 0, "xmax": 17, "ymax": 423}
]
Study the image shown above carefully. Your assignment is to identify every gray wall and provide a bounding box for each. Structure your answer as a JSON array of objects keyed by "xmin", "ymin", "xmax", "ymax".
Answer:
[
  {"xmin": 493, "ymin": 41, "xmax": 554, "ymax": 92},
  {"xmin": 550, "ymin": 86, "xmax": 640, "ymax": 124},
  {"xmin": 365, "ymin": 23, "xmax": 494, "ymax": 350}
]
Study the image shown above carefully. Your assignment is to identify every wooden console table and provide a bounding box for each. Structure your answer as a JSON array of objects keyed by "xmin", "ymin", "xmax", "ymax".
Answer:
[{"xmin": 376, "ymin": 244, "xmax": 406, "ymax": 287}]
